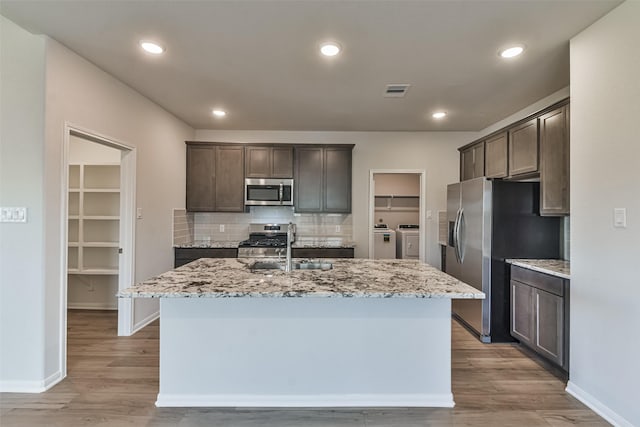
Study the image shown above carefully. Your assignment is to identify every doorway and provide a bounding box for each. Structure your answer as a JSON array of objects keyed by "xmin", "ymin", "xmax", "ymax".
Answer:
[
  {"xmin": 60, "ymin": 125, "xmax": 136, "ymax": 378},
  {"xmin": 368, "ymin": 170, "xmax": 427, "ymax": 262}
]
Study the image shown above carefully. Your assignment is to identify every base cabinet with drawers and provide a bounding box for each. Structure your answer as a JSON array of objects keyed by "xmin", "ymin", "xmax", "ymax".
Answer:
[
  {"xmin": 291, "ymin": 247, "xmax": 354, "ymax": 258},
  {"xmin": 510, "ymin": 265, "xmax": 569, "ymax": 371}
]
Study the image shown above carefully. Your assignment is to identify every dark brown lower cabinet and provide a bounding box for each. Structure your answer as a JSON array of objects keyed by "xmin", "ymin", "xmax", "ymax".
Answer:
[
  {"xmin": 510, "ymin": 265, "xmax": 569, "ymax": 371},
  {"xmin": 291, "ymin": 247, "xmax": 354, "ymax": 258},
  {"xmin": 174, "ymin": 247, "xmax": 238, "ymax": 268}
]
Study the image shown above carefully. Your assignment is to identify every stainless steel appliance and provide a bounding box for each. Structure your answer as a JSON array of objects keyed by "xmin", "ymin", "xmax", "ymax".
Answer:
[
  {"xmin": 396, "ymin": 224, "xmax": 419, "ymax": 259},
  {"xmin": 244, "ymin": 178, "xmax": 294, "ymax": 206},
  {"xmin": 237, "ymin": 223, "xmax": 295, "ymax": 258},
  {"xmin": 446, "ymin": 178, "xmax": 561, "ymax": 343}
]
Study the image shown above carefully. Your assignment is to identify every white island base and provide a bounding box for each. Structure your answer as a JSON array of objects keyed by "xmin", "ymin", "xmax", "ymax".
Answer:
[{"xmin": 156, "ymin": 297, "xmax": 454, "ymax": 408}]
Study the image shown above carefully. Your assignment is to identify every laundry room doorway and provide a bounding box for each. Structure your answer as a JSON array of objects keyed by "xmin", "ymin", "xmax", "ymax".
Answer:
[{"xmin": 368, "ymin": 170, "xmax": 426, "ymax": 262}]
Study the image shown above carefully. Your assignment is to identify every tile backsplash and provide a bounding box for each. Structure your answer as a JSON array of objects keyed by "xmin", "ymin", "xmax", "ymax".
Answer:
[{"xmin": 173, "ymin": 206, "xmax": 352, "ymax": 245}]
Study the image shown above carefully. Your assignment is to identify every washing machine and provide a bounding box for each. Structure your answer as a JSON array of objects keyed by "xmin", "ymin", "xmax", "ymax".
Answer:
[
  {"xmin": 373, "ymin": 224, "xmax": 396, "ymax": 259},
  {"xmin": 396, "ymin": 224, "xmax": 420, "ymax": 259}
]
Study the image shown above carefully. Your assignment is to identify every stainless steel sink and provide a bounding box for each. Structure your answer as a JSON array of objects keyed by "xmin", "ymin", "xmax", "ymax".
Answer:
[
  {"xmin": 249, "ymin": 261, "xmax": 284, "ymax": 270},
  {"xmin": 294, "ymin": 262, "xmax": 333, "ymax": 270}
]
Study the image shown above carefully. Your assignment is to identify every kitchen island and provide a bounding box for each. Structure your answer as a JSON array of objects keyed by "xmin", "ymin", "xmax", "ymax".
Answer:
[{"xmin": 118, "ymin": 258, "xmax": 484, "ymax": 408}]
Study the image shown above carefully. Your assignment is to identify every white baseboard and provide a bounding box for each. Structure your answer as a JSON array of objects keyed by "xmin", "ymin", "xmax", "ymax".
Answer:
[
  {"xmin": 132, "ymin": 310, "xmax": 159, "ymax": 334},
  {"xmin": 156, "ymin": 393, "xmax": 455, "ymax": 408},
  {"xmin": 0, "ymin": 371, "xmax": 63, "ymax": 393},
  {"xmin": 68, "ymin": 302, "xmax": 117, "ymax": 310},
  {"xmin": 566, "ymin": 381, "xmax": 634, "ymax": 427}
]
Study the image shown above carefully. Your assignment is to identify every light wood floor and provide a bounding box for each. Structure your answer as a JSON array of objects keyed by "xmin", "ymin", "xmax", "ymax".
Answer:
[{"xmin": 0, "ymin": 310, "xmax": 608, "ymax": 426}]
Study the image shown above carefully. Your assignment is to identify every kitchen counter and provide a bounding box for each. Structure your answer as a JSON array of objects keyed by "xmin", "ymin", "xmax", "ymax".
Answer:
[
  {"xmin": 118, "ymin": 258, "xmax": 483, "ymax": 299},
  {"xmin": 120, "ymin": 258, "xmax": 482, "ymax": 408},
  {"xmin": 506, "ymin": 258, "xmax": 570, "ymax": 279},
  {"xmin": 174, "ymin": 241, "xmax": 241, "ymax": 249},
  {"xmin": 174, "ymin": 238, "xmax": 356, "ymax": 249}
]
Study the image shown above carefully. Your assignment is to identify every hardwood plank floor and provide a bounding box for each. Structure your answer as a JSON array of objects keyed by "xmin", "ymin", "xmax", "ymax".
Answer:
[{"xmin": 0, "ymin": 310, "xmax": 608, "ymax": 426}]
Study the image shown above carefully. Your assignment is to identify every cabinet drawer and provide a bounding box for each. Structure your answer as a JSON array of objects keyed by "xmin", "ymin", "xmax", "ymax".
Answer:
[{"xmin": 511, "ymin": 265, "xmax": 564, "ymax": 297}]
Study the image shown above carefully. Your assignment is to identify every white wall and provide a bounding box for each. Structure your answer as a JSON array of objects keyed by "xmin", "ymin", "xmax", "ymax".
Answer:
[
  {"xmin": 1, "ymin": 23, "xmax": 195, "ymax": 389},
  {"xmin": 42, "ymin": 39, "xmax": 194, "ymax": 378},
  {"xmin": 0, "ymin": 16, "xmax": 48, "ymax": 391},
  {"xmin": 567, "ymin": 2, "xmax": 640, "ymax": 426},
  {"xmin": 195, "ymin": 130, "xmax": 473, "ymax": 265}
]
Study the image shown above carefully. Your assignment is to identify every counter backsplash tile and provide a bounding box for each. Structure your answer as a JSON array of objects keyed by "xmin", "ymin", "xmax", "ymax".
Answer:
[
  {"xmin": 173, "ymin": 209, "xmax": 194, "ymax": 245},
  {"xmin": 174, "ymin": 207, "xmax": 353, "ymax": 245}
]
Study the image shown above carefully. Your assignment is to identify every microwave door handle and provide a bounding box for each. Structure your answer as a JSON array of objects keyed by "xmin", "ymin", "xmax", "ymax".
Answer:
[{"xmin": 279, "ymin": 183, "xmax": 284, "ymax": 205}]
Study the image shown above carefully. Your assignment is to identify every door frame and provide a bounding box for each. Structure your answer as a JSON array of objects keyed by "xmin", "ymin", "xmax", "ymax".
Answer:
[
  {"xmin": 368, "ymin": 169, "xmax": 427, "ymax": 262},
  {"xmin": 59, "ymin": 123, "xmax": 137, "ymax": 378}
]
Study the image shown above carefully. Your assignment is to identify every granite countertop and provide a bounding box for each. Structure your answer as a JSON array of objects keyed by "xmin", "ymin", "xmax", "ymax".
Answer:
[
  {"xmin": 506, "ymin": 259, "xmax": 570, "ymax": 279},
  {"xmin": 174, "ymin": 241, "xmax": 241, "ymax": 249},
  {"xmin": 174, "ymin": 238, "xmax": 356, "ymax": 249},
  {"xmin": 118, "ymin": 258, "xmax": 484, "ymax": 299},
  {"xmin": 292, "ymin": 238, "xmax": 356, "ymax": 249}
]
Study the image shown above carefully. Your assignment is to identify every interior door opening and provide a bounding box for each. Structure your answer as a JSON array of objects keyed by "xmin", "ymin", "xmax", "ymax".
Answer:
[
  {"xmin": 368, "ymin": 170, "xmax": 426, "ymax": 262},
  {"xmin": 61, "ymin": 125, "xmax": 136, "ymax": 380}
]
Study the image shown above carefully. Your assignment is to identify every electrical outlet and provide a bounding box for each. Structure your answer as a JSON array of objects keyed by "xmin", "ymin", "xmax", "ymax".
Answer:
[
  {"xmin": 335, "ymin": 225, "xmax": 341, "ymax": 233},
  {"xmin": 219, "ymin": 224, "xmax": 225, "ymax": 233}
]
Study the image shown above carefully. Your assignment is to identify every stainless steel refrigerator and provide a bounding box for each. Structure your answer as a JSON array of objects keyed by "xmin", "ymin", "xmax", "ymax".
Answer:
[{"xmin": 446, "ymin": 177, "xmax": 561, "ymax": 343}]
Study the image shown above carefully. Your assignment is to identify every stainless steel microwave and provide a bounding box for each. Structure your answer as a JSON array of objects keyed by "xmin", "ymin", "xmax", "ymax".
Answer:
[{"xmin": 244, "ymin": 178, "xmax": 294, "ymax": 206}]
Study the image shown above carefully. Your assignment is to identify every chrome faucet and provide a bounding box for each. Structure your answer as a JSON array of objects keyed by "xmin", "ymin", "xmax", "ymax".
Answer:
[{"xmin": 284, "ymin": 222, "xmax": 295, "ymax": 272}]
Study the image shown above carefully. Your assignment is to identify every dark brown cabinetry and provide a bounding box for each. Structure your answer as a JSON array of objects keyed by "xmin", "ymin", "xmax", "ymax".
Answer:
[
  {"xmin": 174, "ymin": 247, "xmax": 238, "ymax": 268},
  {"xmin": 292, "ymin": 247, "xmax": 354, "ymax": 258},
  {"xmin": 294, "ymin": 145, "xmax": 353, "ymax": 213},
  {"xmin": 508, "ymin": 118, "xmax": 539, "ymax": 177},
  {"xmin": 540, "ymin": 105, "xmax": 570, "ymax": 216},
  {"xmin": 186, "ymin": 143, "xmax": 245, "ymax": 212},
  {"xmin": 510, "ymin": 265, "xmax": 568, "ymax": 371},
  {"xmin": 484, "ymin": 132, "xmax": 508, "ymax": 178},
  {"xmin": 460, "ymin": 141, "xmax": 485, "ymax": 181},
  {"xmin": 245, "ymin": 146, "xmax": 293, "ymax": 178}
]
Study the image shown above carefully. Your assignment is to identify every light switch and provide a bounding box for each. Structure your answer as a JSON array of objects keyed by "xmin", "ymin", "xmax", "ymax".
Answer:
[
  {"xmin": 614, "ymin": 208, "xmax": 627, "ymax": 228},
  {"xmin": 335, "ymin": 225, "xmax": 341, "ymax": 233},
  {"xmin": 136, "ymin": 208, "xmax": 143, "ymax": 219},
  {"xmin": 0, "ymin": 207, "xmax": 27, "ymax": 223},
  {"xmin": 427, "ymin": 210, "xmax": 432, "ymax": 219}
]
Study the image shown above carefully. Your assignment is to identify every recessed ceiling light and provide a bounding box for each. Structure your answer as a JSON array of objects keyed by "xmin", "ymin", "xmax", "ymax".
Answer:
[
  {"xmin": 320, "ymin": 41, "xmax": 341, "ymax": 57},
  {"xmin": 432, "ymin": 111, "xmax": 447, "ymax": 119},
  {"xmin": 500, "ymin": 45, "xmax": 524, "ymax": 58},
  {"xmin": 140, "ymin": 41, "xmax": 164, "ymax": 55},
  {"xmin": 212, "ymin": 109, "xmax": 227, "ymax": 117}
]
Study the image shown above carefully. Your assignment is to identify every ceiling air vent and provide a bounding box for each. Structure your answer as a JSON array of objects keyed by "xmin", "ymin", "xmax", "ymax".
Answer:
[{"xmin": 384, "ymin": 84, "xmax": 411, "ymax": 98}]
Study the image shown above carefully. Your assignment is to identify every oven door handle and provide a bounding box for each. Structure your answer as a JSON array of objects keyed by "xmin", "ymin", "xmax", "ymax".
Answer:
[{"xmin": 279, "ymin": 183, "xmax": 284, "ymax": 204}]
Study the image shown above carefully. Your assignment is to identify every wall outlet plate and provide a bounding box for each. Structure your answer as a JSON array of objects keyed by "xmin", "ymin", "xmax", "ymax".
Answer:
[{"xmin": 0, "ymin": 207, "xmax": 28, "ymax": 223}]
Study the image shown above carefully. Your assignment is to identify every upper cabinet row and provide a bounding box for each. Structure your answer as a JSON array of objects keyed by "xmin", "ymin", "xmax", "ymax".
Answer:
[
  {"xmin": 459, "ymin": 100, "xmax": 570, "ymax": 216},
  {"xmin": 185, "ymin": 142, "xmax": 353, "ymax": 213}
]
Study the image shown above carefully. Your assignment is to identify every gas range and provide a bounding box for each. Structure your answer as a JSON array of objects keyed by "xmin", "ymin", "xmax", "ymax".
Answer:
[{"xmin": 237, "ymin": 223, "xmax": 295, "ymax": 258}]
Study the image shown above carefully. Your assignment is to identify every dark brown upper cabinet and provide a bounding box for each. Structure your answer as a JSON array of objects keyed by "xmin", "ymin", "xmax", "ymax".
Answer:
[
  {"xmin": 460, "ymin": 141, "xmax": 485, "ymax": 181},
  {"xmin": 186, "ymin": 143, "xmax": 245, "ymax": 212},
  {"xmin": 484, "ymin": 132, "xmax": 508, "ymax": 178},
  {"xmin": 294, "ymin": 145, "xmax": 353, "ymax": 213},
  {"xmin": 508, "ymin": 118, "xmax": 539, "ymax": 177},
  {"xmin": 539, "ymin": 105, "xmax": 570, "ymax": 216},
  {"xmin": 245, "ymin": 145, "xmax": 293, "ymax": 178}
]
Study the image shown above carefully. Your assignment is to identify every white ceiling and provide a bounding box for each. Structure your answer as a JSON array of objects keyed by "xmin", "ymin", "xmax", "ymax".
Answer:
[{"xmin": 1, "ymin": 0, "xmax": 621, "ymax": 131}]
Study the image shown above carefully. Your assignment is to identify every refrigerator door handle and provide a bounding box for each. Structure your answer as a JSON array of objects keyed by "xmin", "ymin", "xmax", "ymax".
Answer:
[
  {"xmin": 453, "ymin": 208, "xmax": 462, "ymax": 263},
  {"xmin": 457, "ymin": 208, "xmax": 465, "ymax": 263}
]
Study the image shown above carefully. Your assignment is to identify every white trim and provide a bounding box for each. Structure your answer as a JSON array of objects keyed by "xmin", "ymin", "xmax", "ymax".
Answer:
[
  {"xmin": 68, "ymin": 303, "xmax": 117, "ymax": 310},
  {"xmin": 368, "ymin": 169, "xmax": 427, "ymax": 262},
  {"xmin": 156, "ymin": 393, "xmax": 455, "ymax": 408},
  {"xmin": 0, "ymin": 371, "xmax": 63, "ymax": 393},
  {"xmin": 132, "ymin": 310, "xmax": 160, "ymax": 334},
  {"xmin": 566, "ymin": 381, "xmax": 634, "ymax": 427}
]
